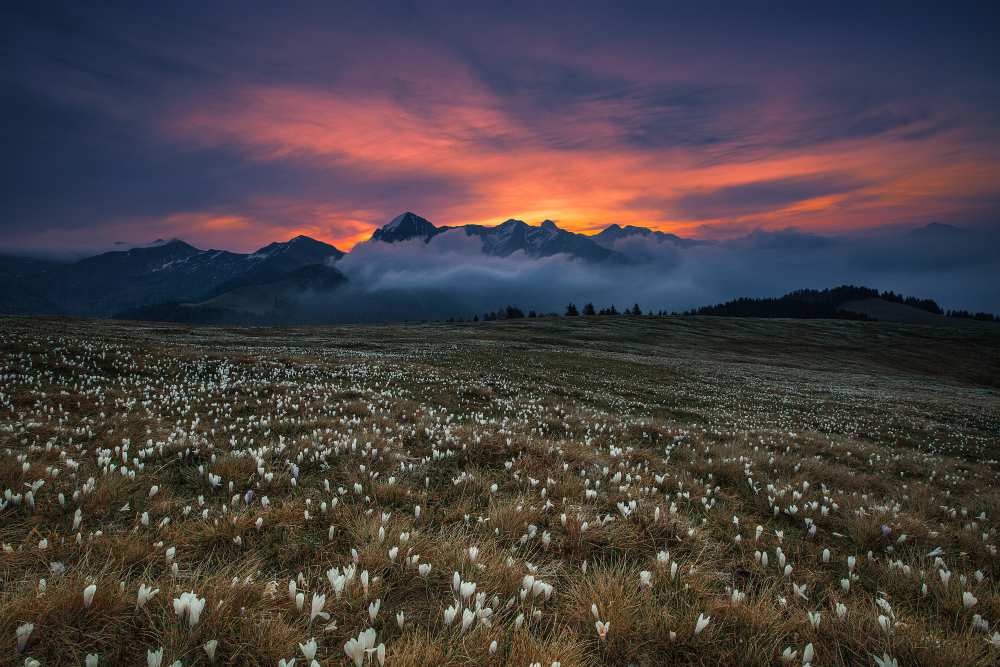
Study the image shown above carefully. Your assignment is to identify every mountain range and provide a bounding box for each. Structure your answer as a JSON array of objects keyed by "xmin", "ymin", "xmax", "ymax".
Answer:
[
  {"xmin": 0, "ymin": 234, "xmax": 345, "ymax": 318},
  {"xmin": 372, "ymin": 211, "xmax": 645, "ymax": 261},
  {"xmin": 1, "ymin": 214, "xmax": 991, "ymax": 325},
  {"xmin": 0, "ymin": 214, "xmax": 692, "ymax": 319}
]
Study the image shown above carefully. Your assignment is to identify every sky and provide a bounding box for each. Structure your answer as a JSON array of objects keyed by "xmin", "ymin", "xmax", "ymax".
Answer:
[{"xmin": 4, "ymin": 1, "xmax": 1000, "ymax": 254}]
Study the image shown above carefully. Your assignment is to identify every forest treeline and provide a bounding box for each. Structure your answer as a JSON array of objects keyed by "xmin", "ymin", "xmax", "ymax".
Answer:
[
  {"xmin": 446, "ymin": 285, "xmax": 998, "ymax": 323},
  {"xmin": 687, "ymin": 286, "xmax": 998, "ymax": 321}
]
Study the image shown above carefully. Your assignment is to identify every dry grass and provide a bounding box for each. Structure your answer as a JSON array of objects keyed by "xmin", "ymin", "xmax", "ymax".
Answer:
[{"xmin": 1, "ymin": 314, "xmax": 999, "ymax": 666}]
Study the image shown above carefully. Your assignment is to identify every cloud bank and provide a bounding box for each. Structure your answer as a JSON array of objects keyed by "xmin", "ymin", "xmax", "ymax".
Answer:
[{"xmin": 293, "ymin": 225, "xmax": 1000, "ymax": 322}]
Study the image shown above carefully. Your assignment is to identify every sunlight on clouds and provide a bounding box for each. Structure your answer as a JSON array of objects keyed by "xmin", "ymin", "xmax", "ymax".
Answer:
[{"xmin": 163, "ymin": 82, "xmax": 1000, "ymax": 246}]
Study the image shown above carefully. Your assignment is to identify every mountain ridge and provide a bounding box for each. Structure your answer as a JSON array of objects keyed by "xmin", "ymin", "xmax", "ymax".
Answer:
[
  {"xmin": 1, "ymin": 217, "xmax": 988, "ymax": 323},
  {"xmin": 0, "ymin": 235, "xmax": 345, "ymax": 317},
  {"xmin": 366, "ymin": 213, "xmax": 667, "ymax": 262},
  {"xmin": 3, "ymin": 211, "xmax": 693, "ymax": 318}
]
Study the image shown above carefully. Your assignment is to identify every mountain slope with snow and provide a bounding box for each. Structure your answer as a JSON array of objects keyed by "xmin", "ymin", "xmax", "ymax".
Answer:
[
  {"xmin": 370, "ymin": 212, "xmax": 445, "ymax": 243},
  {"xmin": 593, "ymin": 223, "xmax": 707, "ymax": 248},
  {"xmin": 368, "ymin": 214, "xmax": 627, "ymax": 262}
]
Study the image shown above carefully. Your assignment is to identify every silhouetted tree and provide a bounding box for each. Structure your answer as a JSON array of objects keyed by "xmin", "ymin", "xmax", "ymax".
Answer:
[
  {"xmin": 504, "ymin": 305, "xmax": 525, "ymax": 319},
  {"xmin": 565, "ymin": 302, "xmax": 579, "ymax": 316},
  {"xmin": 582, "ymin": 302, "xmax": 596, "ymax": 316},
  {"xmin": 949, "ymin": 309, "xmax": 999, "ymax": 322}
]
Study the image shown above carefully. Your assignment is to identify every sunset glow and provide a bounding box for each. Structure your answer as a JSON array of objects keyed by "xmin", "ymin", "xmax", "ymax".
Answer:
[{"xmin": 6, "ymin": 3, "xmax": 1000, "ymax": 252}]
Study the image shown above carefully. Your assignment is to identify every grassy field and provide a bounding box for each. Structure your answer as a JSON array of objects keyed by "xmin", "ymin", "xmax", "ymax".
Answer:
[{"xmin": 1, "ymin": 315, "xmax": 999, "ymax": 666}]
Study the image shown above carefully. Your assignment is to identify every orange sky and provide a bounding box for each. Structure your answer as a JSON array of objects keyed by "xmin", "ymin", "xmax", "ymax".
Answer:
[{"xmin": 158, "ymin": 81, "xmax": 1000, "ymax": 251}]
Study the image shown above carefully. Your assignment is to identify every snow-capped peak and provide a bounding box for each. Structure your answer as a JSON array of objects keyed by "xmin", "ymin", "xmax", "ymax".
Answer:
[{"xmin": 372, "ymin": 212, "xmax": 440, "ymax": 243}]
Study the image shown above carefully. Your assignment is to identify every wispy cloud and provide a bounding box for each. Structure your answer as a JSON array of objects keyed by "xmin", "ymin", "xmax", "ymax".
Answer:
[{"xmin": 667, "ymin": 173, "xmax": 868, "ymax": 221}]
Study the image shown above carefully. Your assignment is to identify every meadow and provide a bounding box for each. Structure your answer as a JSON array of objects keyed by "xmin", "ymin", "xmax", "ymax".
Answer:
[{"xmin": 2, "ymin": 315, "xmax": 999, "ymax": 666}]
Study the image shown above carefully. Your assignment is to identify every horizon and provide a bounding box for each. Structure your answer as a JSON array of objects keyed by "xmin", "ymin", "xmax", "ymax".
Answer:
[
  {"xmin": 0, "ymin": 210, "xmax": 971, "ymax": 259},
  {"xmin": 4, "ymin": 211, "xmax": 997, "ymax": 316},
  {"xmin": 0, "ymin": 212, "xmax": 703, "ymax": 257},
  {"xmin": 5, "ymin": 3, "xmax": 1000, "ymax": 255}
]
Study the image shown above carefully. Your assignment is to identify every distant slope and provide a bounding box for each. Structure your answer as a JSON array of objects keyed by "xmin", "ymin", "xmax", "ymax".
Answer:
[
  {"xmin": 837, "ymin": 298, "xmax": 983, "ymax": 327},
  {"xmin": 0, "ymin": 254, "xmax": 67, "ymax": 314},
  {"xmin": 0, "ymin": 254, "xmax": 66, "ymax": 279},
  {"xmin": 692, "ymin": 297, "xmax": 867, "ymax": 320},
  {"xmin": 197, "ymin": 264, "xmax": 347, "ymax": 314},
  {"xmin": 118, "ymin": 264, "xmax": 348, "ymax": 324}
]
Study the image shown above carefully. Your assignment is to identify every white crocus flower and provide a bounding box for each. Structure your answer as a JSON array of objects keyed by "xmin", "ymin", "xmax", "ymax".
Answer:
[
  {"xmin": 343, "ymin": 628, "xmax": 377, "ymax": 667},
  {"xmin": 460, "ymin": 581, "xmax": 476, "ymax": 601},
  {"xmin": 310, "ymin": 593, "xmax": 329, "ymax": 623},
  {"xmin": 299, "ymin": 638, "xmax": 317, "ymax": 662},
  {"xmin": 878, "ymin": 615, "xmax": 893, "ymax": 634},
  {"xmin": 461, "ymin": 608, "xmax": 476, "ymax": 632},
  {"xmin": 83, "ymin": 583, "xmax": 97, "ymax": 608},
  {"xmin": 147, "ymin": 648, "xmax": 164, "ymax": 667},
  {"xmin": 203, "ymin": 640, "xmax": 218, "ymax": 663},
  {"xmin": 16, "ymin": 623, "xmax": 33, "ymax": 653},
  {"xmin": 873, "ymin": 653, "xmax": 899, "ymax": 667},
  {"xmin": 444, "ymin": 604, "xmax": 458, "ymax": 626},
  {"xmin": 172, "ymin": 591, "xmax": 207, "ymax": 628},
  {"xmin": 137, "ymin": 583, "xmax": 159, "ymax": 609}
]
